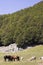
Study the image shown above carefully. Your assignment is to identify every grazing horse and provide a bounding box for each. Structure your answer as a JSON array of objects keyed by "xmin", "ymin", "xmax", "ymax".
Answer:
[{"xmin": 4, "ymin": 55, "xmax": 20, "ymax": 61}]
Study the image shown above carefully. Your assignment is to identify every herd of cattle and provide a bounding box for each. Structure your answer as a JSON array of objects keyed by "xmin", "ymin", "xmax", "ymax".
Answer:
[
  {"xmin": 3, "ymin": 55, "xmax": 43, "ymax": 62},
  {"xmin": 4, "ymin": 55, "xmax": 20, "ymax": 61}
]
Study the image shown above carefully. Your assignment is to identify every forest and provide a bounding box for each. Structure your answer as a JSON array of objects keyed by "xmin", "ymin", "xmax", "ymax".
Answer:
[{"xmin": 0, "ymin": 1, "xmax": 43, "ymax": 48}]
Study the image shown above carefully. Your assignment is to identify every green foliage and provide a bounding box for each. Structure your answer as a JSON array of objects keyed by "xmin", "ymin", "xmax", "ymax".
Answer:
[{"xmin": 0, "ymin": 1, "xmax": 43, "ymax": 47}]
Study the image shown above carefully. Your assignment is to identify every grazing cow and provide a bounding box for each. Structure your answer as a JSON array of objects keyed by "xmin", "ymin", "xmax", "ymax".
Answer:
[
  {"xmin": 4, "ymin": 55, "xmax": 13, "ymax": 61},
  {"xmin": 4, "ymin": 55, "xmax": 20, "ymax": 61},
  {"xmin": 12, "ymin": 55, "xmax": 20, "ymax": 61}
]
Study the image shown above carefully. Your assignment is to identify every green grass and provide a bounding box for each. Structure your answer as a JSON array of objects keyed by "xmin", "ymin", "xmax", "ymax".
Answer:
[{"xmin": 0, "ymin": 45, "xmax": 43, "ymax": 65}]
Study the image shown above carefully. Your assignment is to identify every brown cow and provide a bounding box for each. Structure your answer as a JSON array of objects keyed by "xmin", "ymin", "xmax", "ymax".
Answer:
[{"xmin": 12, "ymin": 55, "xmax": 20, "ymax": 61}]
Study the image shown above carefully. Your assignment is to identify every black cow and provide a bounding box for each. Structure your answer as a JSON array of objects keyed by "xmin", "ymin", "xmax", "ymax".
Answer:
[{"xmin": 4, "ymin": 55, "xmax": 13, "ymax": 61}]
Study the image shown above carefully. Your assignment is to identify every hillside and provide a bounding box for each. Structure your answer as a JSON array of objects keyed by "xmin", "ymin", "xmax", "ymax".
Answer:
[
  {"xmin": 0, "ymin": 45, "xmax": 43, "ymax": 65},
  {"xmin": 0, "ymin": 1, "xmax": 43, "ymax": 48}
]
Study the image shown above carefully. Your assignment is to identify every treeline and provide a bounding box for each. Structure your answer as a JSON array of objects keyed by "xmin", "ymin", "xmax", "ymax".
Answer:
[{"xmin": 0, "ymin": 1, "xmax": 43, "ymax": 48}]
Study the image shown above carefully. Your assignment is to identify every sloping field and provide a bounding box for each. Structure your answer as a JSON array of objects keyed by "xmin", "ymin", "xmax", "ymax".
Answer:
[{"xmin": 0, "ymin": 45, "xmax": 43, "ymax": 65}]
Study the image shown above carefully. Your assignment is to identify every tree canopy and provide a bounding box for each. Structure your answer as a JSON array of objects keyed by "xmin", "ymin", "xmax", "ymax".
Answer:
[{"xmin": 0, "ymin": 1, "xmax": 43, "ymax": 48}]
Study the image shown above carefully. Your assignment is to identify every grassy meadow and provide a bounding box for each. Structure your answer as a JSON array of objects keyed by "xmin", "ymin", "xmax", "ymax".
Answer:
[{"xmin": 0, "ymin": 45, "xmax": 43, "ymax": 65}]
